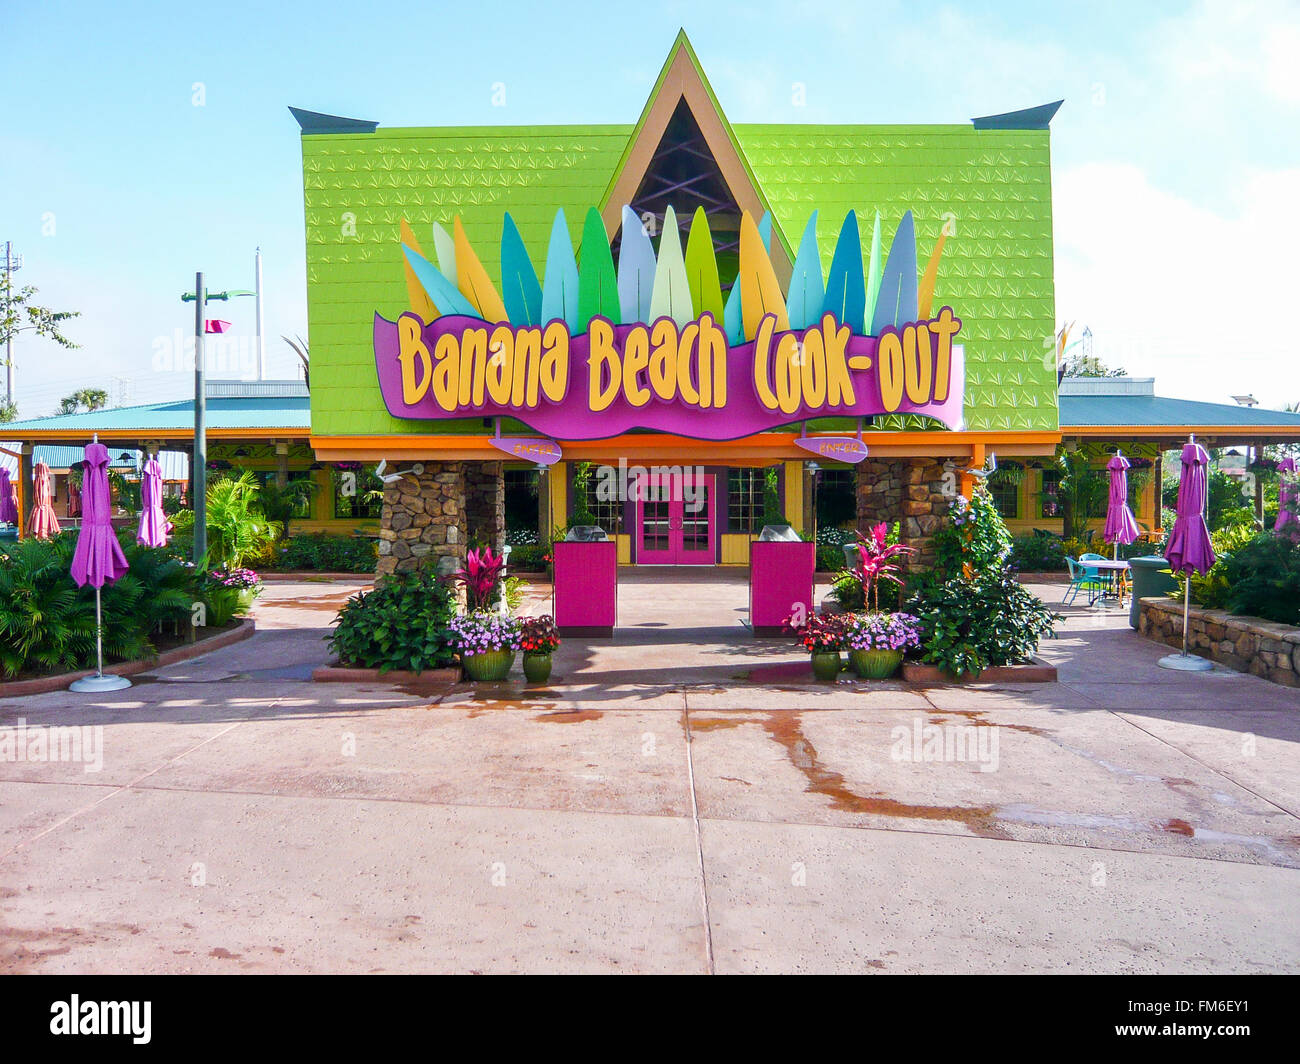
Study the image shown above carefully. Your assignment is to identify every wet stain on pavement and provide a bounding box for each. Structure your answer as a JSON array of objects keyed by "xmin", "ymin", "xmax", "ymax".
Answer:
[
  {"xmin": 756, "ymin": 712, "xmax": 1008, "ymax": 838},
  {"xmin": 535, "ymin": 710, "xmax": 603, "ymax": 724}
]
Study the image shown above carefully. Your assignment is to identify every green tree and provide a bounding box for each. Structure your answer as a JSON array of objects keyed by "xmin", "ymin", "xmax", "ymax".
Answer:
[
  {"xmin": 2, "ymin": 273, "xmax": 81, "ymax": 415},
  {"xmin": 58, "ymin": 387, "xmax": 109, "ymax": 414},
  {"xmin": 1056, "ymin": 449, "xmax": 1108, "ymax": 540}
]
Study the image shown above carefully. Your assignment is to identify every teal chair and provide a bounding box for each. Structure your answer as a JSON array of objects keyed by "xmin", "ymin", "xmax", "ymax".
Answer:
[{"xmin": 1063, "ymin": 557, "xmax": 1105, "ymax": 605}]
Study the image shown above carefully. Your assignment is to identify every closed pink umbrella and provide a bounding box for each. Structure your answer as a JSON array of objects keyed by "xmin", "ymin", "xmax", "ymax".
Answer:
[
  {"xmin": 0, "ymin": 468, "xmax": 17, "ymax": 524},
  {"xmin": 1103, "ymin": 451, "xmax": 1140, "ymax": 558},
  {"xmin": 69, "ymin": 440, "xmax": 131, "ymax": 692},
  {"xmin": 67, "ymin": 475, "xmax": 82, "ymax": 518},
  {"xmin": 1159, "ymin": 437, "xmax": 1216, "ymax": 672},
  {"xmin": 1275, "ymin": 458, "xmax": 1299, "ymax": 544},
  {"xmin": 136, "ymin": 457, "xmax": 168, "ymax": 547},
  {"xmin": 28, "ymin": 461, "xmax": 60, "ymax": 539}
]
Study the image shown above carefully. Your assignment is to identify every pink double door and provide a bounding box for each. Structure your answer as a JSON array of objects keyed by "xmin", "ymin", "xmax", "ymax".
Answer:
[{"xmin": 635, "ymin": 471, "xmax": 716, "ymax": 565}]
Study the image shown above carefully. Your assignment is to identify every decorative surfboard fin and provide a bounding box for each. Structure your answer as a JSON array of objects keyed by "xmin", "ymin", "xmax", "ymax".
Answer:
[
  {"xmin": 576, "ymin": 208, "xmax": 620, "ymax": 332},
  {"xmin": 917, "ymin": 228, "xmax": 948, "ymax": 319},
  {"xmin": 431, "ymin": 221, "xmax": 457, "ymax": 286},
  {"xmin": 870, "ymin": 210, "xmax": 918, "ymax": 335},
  {"xmin": 823, "ymin": 210, "xmax": 866, "ymax": 332},
  {"xmin": 739, "ymin": 210, "xmax": 789, "ymax": 339},
  {"xmin": 723, "ymin": 210, "xmax": 775, "ymax": 344},
  {"xmin": 453, "ymin": 217, "xmax": 508, "ymax": 322},
  {"xmin": 500, "ymin": 212, "xmax": 542, "ymax": 327},
  {"xmin": 399, "ymin": 218, "xmax": 439, "ymax": 323},
  {"xmin": 617, "ymin": 205, "xmax": 656, "ymax": 325},
  {"xmin": 864, "ymin": 210, "xmax": 882, "ymax": 334},
  {"xmin": 400, "ymin": 244, "xmax": 478, "ymax": 318},
  {"xmin": 650, "ymin": 205, "xmax": 693, "ymax": 327},
  {"xmin": 684, "ymin": 207, "xmax": 724, "ymax": 323},
  {"xmin": 541, "ymin": 208, "xmax": 580, "ymax": 331},
  {"xmin": 786, "ymin": 211, "xmax": 823, "ymax": 330}
]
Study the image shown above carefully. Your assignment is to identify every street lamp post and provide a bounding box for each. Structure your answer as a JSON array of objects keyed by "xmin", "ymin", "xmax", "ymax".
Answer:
[{"xmin": 180, "ymin": 277, "xmax": 254, "ymax": 566}]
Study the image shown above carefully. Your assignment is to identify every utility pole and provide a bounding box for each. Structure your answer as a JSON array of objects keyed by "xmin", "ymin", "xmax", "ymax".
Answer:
[{"xmin": 3, "ymin": 241, "xmax": 23, "ymax": 406}]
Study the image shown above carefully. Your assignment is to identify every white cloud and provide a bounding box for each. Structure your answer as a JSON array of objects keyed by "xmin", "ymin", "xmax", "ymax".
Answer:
[
  {"xmin": 1054, "ymin": 161, "xmax": 1300, "ymax": 407},
  {"xmin": 1156, "ymin": 0, "xmax": 1300, "ymax": 107}
]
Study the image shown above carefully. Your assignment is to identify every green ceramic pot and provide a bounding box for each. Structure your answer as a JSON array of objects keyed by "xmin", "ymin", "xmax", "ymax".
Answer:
[
  {"xmin": 810, "ymin": 651, "xmax": 842, "ymax": 682},
  {"xmin": 522, "ymin": 653, "xmax": 553, "ymax": 684},
  {"xmin": 234, "ymin": 587, "xmax": 260, "ymax": 614},
  {"xmin": 849, "ymin": 648, "xmax": 904, "ymax": 679},
  {"xmin": 462, "ymin": 649, "xmax": 516, "ymax": 682}
]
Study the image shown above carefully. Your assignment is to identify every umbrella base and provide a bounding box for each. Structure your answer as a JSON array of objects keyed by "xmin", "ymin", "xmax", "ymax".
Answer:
[
  {"xmin": 1157, "ymin": 652, "xmax": 1213, "ymax": 673},
  {"xmin": 69, "ymin": 673, "xmax": 133, "ymax": 692}
]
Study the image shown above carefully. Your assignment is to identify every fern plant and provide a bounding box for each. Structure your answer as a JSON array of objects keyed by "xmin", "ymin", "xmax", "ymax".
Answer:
[
  {"xmin": 205, "ymin": 472, "xmax": 282, "ymax": 567},
  {"xmin": 0, "ymin": 535, "xmax": 96, "ymax": 678}
]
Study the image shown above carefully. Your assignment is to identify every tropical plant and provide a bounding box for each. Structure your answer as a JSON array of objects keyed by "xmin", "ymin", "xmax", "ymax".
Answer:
[
  {"xmin": 327, "ymin": 570, "xmax": 457, "ymax": 673},
  {"xmin": 926, "ymin": 487, "xmax": 1011, "ymax": 582},
  {"xmin": 1221, "ymin": 535, "xmax": 1300, "ymax": 625},
  {"xmin": 256, "ymin": 477, "xmax": 317, "ymax": 539},
  {"xmin": 0, "ymin": 272, "xmax": 80, "ymax": 358},
  {"xmin": 906, "ymin": 571, "xmax": 1058, "ymax": 677},
  {"xmin": 205, "ymin": 471, "xmax": 282, "ymax": 567},
  {"xmin": 58, "ymin": 387, "xmax": 108, "ymax": 414},
  {"xmin": 443, "ymin": 547, "xmax": 506, "ymax": 612},
  {"xmin": 282, "ymin": 334, "xmax": 310, "ymax": 387},
  {"xmin": 1055, "ymin": 449, "xmax": 1108, "ymax": 541},
  {"xmin": 840, "ymin": 522, "xmax": 915, "ymax": 613},
  {"xmin": 0, "ymin": 532, "xmax": 199, "ymax": 678},
  {"xmin": 1008, "ymin": 533, "xmax": 1067, "ymax": 572}
]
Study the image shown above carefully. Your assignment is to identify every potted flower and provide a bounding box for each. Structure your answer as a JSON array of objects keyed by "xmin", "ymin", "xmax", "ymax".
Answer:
[
  {"xmin": 519, "ymin": 614, "xmax": 560, "ymax": 683},
  {"xmin": 790, "ymin": 613, "xmax": 848, "ymax": 681},
  {"xmin": 844, "ymin": 611, "xmax": 922, "ymax": 679},
  {"xmin": 202, "ymin": 565, "xmax": 262, "ymax": 625},
  {"xmin": 442, "ymin": 547, "xmax": 506, "ymax": 611},
  {"xmin": 447, "ymin": 612, "xmax": 521, "ymax": 681}
]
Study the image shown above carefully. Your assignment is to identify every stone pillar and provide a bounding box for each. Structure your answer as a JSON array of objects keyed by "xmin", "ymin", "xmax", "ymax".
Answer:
[
  {"xmin": 376, "ymin": 461, "xmax": 466, "ymax": 579},
  {"xmin": 856, "ymin": 457, "xmax": 958, "ymax": 571},
  {"xmin": 464, "ymin": 460, "xmax": 506, "ymax": 553}
]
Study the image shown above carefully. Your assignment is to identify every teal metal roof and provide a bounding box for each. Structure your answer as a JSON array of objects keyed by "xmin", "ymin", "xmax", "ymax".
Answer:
[
  {"xmin": 1, "ymin": 396, "xmax": 310, "ymax": 435},
  {"xmin": 1061, "ymin": 394, "xmax": 1300, "ymax": 429},
  {"xmin": 0, "ymin": 446, "xmax": 189, "ymax": 480}
]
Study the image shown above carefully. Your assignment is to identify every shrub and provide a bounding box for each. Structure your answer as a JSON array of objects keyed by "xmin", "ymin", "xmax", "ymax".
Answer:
[
  {"xmin": 276, "ymin": 533, "xmax": 377, "ymax": 574},
  {"xmin": 0, "ymin": 532, "xmax": 200, "ymax": 679},
  {"xmin": 1221, "ymin": 534, "xmax": 1300, "ymax": 625},
  {"xmin": 1184, "ymin": 522, "xmax": 1259, "ymax": 610},
  {"xmin": 816, "ymin": 543, "xmax": 844, "ymax": 572},
  {"xmin": 506, "ymin": 543, "xmax": 550, "ymax": 572},
  {"xmin": 327, "ymin": 570, "xmax": 457, "ymax": 672},
  {"xmin": 906, "ymin": 571, "xmax": 1059, "ymax": 676},
  {"xmin": 1009, "ymin": 534, "xmax": 1067, "ymax": 572},
  {"xmin": 928, "ymin": 488, "xmax": 1011, "ymax": 581}
]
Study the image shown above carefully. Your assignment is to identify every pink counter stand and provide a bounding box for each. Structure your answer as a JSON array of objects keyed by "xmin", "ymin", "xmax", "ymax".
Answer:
[
  {"xmin": 553, "ymin": 541, "xmax": 617, "ymax": 637},
  {"xmin": 750, "ymin": 540, "xmax": 815, "ymax": 637}
]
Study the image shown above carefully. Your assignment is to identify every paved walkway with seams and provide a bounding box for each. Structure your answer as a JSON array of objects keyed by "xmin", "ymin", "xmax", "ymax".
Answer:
[{"xmin": 2, "ymin": 571, "xmax": 1298, "ymax": 973}]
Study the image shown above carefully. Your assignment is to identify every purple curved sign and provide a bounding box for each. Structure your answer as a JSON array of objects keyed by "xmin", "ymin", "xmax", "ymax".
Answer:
[{"xmin": 374, "ymin": 307, "xmax": 963, "ymax": 442}]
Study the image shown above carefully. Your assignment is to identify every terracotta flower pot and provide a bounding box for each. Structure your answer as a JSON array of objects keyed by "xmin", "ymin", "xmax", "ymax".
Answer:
[
  {"xmin": 810, "ymin": 651, "xmax": 842, "ymax": 681},
  {"xmin": 849, "ymin": 648, "xmax": 904, "ymax": 679},
  {"xmin": 462, "ymin": 649, "xmax": 516, "ymax": 682},
  {"xmin": 523, "ymin": 653, "xmax": 553, "ymax": 684}
]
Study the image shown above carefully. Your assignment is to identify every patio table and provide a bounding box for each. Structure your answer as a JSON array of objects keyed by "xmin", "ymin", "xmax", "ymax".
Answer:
[{"xmin": 1084, "ymin": 558, "xmax": 1131, "ymax": 606}]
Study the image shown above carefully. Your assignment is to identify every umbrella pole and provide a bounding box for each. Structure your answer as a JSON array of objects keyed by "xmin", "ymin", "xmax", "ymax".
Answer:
[
  {"xmin": 1181, "ymin": 578, "xmax": 1190, "ymax": 658},
  {"xmin": 95, "ymin": 586, "xmax": 104, "ymax": 678}
]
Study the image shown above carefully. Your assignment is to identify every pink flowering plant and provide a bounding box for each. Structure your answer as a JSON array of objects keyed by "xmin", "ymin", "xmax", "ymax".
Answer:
[
  {"xmin": 442, "ymin": 547, "xmax": 506, "ymax": 612},
  {"xmin": 844, "ymin": 611, "xmax": 923, "ymax": 653},
  {"xmin": 787, "ymin": 612, "xmax": 849, "ymax": 653},
  {"xmin": 205, "ymin": 566, "xmax": 261, "ymax": 591},
  {"xmin": 446, "ymin": 612, "xmax": 521, "ymax": 658},
  {"xmin": 840, "ymin": 522, "xmax": 916, "ymax": 613}
]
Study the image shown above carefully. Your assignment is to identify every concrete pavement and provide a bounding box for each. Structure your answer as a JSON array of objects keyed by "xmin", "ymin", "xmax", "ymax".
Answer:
[{"xmin": 1, "ymin": 574, "xmax": 1297, "ymax": 973}]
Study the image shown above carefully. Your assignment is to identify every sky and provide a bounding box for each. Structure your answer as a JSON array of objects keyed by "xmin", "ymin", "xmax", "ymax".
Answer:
[{"xmin": 2, "ymin": 0, "xmax": 1298, "ymax": 419}]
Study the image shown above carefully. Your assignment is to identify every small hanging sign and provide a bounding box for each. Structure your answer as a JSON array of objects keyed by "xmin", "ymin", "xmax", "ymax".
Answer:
[
  {"xmin": 490, "ymin": 437, "xmax": 563, "ymax": 464},
  {"xmin": 793, "ymin": 436, "xmax": 869, "ymax": 463}
]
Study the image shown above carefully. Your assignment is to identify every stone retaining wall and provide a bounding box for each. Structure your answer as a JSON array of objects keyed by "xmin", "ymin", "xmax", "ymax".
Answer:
[{"xmin": 1138, "ymin": 596, "xmax": 1300, "ymax": 687}]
